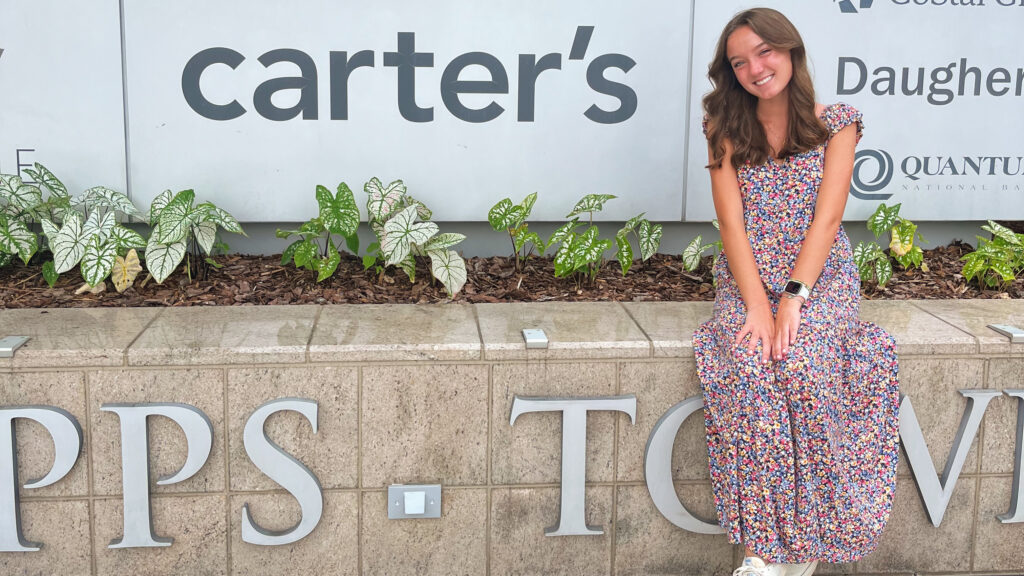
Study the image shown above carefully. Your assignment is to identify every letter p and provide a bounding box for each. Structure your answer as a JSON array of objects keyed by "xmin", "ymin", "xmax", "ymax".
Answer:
[{"xmin": 0, "ymin": 406, "xmax": 83, "ymax": 552}]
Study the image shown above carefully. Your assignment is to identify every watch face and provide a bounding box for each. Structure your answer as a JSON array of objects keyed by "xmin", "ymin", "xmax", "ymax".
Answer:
[{"xmin": 784, "ymin": 281, "xmax": 802, "ymax": 295}]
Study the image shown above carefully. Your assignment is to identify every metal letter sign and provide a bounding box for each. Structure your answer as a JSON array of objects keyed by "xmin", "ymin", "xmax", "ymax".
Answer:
[
  {"xmin": 101, "ymin": 403, "xmax": 213, "ymax": 548},
  {"xmin": 999, "ymin": 390, "xmax": 1024, "ymax": 524},
  {"xmin": 644, "ymin": 397, "xmax": 723, "ymax": 534},
  {"xmin": 509, "ymin": 395, "xmax": 636, "ymax": 536},
  {"xmin": 0, "ymin": 407, "xmax": 82, "ymax": 552},
  {"xmin": 241, "ymin": 398, "xmax": 323, "ymax": 545},
  {"xmin": 899, "ymin": 390, "xmax": 1002, "ymax": 527}
]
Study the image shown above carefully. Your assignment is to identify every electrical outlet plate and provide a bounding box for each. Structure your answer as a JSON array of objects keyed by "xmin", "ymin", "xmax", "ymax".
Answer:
[
  {"xmin": 387, "ymin": 484, "xmax": 441, "ymax": 519},
  {"xmin": 0, "ymin": 336, "xmax": 29, "ymax": 358}
]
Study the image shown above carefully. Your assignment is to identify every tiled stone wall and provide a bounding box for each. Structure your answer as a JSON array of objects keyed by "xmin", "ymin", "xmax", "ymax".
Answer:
[{"xmin": 1, "ymin": 300, "xmax": 1023, "ymax": 576}]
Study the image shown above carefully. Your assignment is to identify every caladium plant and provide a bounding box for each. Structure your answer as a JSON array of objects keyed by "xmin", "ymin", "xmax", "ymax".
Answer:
[
  {"xmin": 363, "ymin": 177, "xmax": 467, "ymax": 297},
  {"xmin": 614, "ymin": 213, "xmax": 662, "ymax": 275},
  {"xmin": 145, "ymin": 189, "xmax": 245, "ymax": 283},
  {"xmin": 278, "ymin": 182, "xmax": 361, "ymax": 282},
  {"xmin": 10, "ymin": 163, "xmax": 148, "ymax": 290},
  {"xmin": 488, "ymin": 192, "xmax": 544, "ymax": 272},
  {"xmin": 548, "ymin": 194, "xmax": 616, "ymax": 289}
]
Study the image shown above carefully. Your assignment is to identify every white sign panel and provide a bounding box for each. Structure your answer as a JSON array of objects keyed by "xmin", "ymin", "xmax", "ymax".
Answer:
[
  {"xmin": 123, "ymin": 0, "xmax": 690, "ymax": 222},
  {"xmin": 686, "ymin": 0, "xmax": 1024, "ymax": 221},
  {"xmin": 0, "ymin": 0, "xmax": 127, "ymax": 194}
]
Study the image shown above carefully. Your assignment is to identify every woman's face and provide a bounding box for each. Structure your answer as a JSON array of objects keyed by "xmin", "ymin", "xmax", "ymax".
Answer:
[{"xmin": 725, "ymin": 25, "xmax": 793, "ymax": 103}]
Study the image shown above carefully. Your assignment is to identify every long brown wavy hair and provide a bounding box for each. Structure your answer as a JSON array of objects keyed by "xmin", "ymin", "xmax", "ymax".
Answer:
[{"xmin": 703, "ymin": 8, "xmax": 828, "ymax": 169}]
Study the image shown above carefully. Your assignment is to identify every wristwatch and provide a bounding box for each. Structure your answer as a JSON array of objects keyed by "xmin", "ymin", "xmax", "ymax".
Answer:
[{"xmin": 782, "ymin": 279, "xmax": 811, "ymax": 303}]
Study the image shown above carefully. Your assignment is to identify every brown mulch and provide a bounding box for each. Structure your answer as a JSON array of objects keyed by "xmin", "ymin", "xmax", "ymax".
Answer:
[{"xmin": 0, "ymin": 240, "xmax": 1020, "ymax": 309}]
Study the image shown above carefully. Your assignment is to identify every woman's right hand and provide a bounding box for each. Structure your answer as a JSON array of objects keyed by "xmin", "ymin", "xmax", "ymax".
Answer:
[{"xmin": 734, "ymin": 302, "xmax": 774, "ymax": 364}]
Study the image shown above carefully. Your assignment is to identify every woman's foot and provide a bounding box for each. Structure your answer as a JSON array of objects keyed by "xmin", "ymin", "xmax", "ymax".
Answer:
[
  {"xmin": 774, "ymin": 560, "xmax": 818, "ymax": 576},
  {"xmin": 732, "ymin": 556, "xmax": 784, "ymax": 576}
]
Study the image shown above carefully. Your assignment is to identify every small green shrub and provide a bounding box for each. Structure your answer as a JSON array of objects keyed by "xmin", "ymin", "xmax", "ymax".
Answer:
[
  {"xmin": 961, "ymin": 221, "xmax": 1024, "ymax": 289},
  {"xmin": 853, "ymin": 202, "xmax": 924, "ymax": 288},
  {"xmin": 278, "ymin": 183, "xmax": 360, "ymax": 282},
  {"xmin": 488, "ymin": 192, "xmax": 544, "ymax": 271},
  {"xmin": 615, "ymin": 213, "xmax": 662, "ymax": 275},
  {"xmin": 145, "ymin": 189, "xmax": 245, "ymax": 283},
  {"xmin": 548, "ymin": 194, "xmax": 615, "ymax": 288}
]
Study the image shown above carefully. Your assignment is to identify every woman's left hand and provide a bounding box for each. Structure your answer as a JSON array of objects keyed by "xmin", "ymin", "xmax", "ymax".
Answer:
[{"xmin": 772, "ymin": 297, "xmax": 803, "ymax": 361}]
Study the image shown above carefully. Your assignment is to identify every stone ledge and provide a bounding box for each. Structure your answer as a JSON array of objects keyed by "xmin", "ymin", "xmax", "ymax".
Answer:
[{"xmin": 2, "ymin": 300, "xmax": 1022, "ymax": 368}]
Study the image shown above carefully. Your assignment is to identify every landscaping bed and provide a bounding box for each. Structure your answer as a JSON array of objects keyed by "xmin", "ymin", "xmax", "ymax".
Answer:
[{"xmin": 1, "ymin": 241, "xmax": 1020, "ymax": 308}]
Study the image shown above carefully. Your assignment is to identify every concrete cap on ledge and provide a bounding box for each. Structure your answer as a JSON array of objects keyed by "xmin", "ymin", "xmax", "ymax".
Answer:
[
  {"xmin": 0, "ymin": 308, "xmax": 160, "ymax": 368},
  {"xmin": 912, "ymin": 299, "xmax": 1024, "ymax": 354}
]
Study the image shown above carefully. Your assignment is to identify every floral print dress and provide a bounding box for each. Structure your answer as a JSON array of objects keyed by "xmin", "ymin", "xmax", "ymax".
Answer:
[{"xmin": 693, "ymin": 103, "xmax": 900, "ymax": 564}]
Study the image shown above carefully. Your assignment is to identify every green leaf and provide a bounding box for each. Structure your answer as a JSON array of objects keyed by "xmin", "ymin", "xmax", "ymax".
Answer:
[
  {"xmin": 382, "ymin": 205, "xmax": 439, "ymax": 266},
  {"xmin": 316, "ymin": 238, "xmax": 341, "ymax": 282},
  {"xmin": 615, "ymin": 233, "xmax": 634, "ymax": 276},
  {"xmin": 42, "ymin": 260, "xmax": 58, "ymax": 287},
  {"xmin": 572, "ymin": 227, "xmax": 606, "ymax": 270},
  {"xmin": 345, "ymin": 233, "xmax": 359, "ymax": 255},
  {"xmin": 874, "ymin": 256, "xmax": 893, "ymax": 288},
  {"xmin": 275, "ymin": 228, "xmax": 294, "ymax": 239},
  {"xmin": 548, "ymin": 218, "xmax": 581, "ymax": 248},
  {"xmin": 77, "ymin": 186, "xmax": 145, "ymax": 219},
  {"xmin": 365, "ymin": 177, "xmax": 407, "ymax": 222},
  {"xmin": 51, "ymin": 213, "xmax": 88, "ymax": 273},
  {"xmin": 317, "ymin": 183, "xmax": 360, "ymax": 237},
  {"xmin": 397, "ymin": 253, "xmax": 416, "ymax": 282},
  {"xmin": 157, "ymin": 189, "xmax": 197, "ymax": 244},
  {"xmin": 109, "ymin": 225, "xmax": 147, "ymax": 250},
  {"xmin": 990, "ymin": 259, "xmax": 1016, "ymax": 282},
  {"xmin": 144, "ymin": 235, "xmax": 187, "ymax": 284},
  {"xmin": 488, "ymin": 198, "xmax": 522, "ymax": 231},
  {"xmin": 711, "ymin": 219, "xmax": 721, "ymax": 231},
  {"xmin": 682, "ymin": 235, "xmax": 705, "ymax": 272},
  {"xmin": 982, "ymin": 220, "xmax": 1021, "ymax": 245},
  {"xmin": 519, "ymin": 192, "xmax": 538, "ymax": 219},
  {"xmin": 0, "ymin": 176, "xmax": 44, "ymax": 213},
  {"xmin": 362, "ymin": 254, "xmax": 377, "ymax": 271},
  {"xmin": 281, "ymin": 240, "xmax": 301, "ymax": 265},
  {"xmin": 429, "ymin": 249, "xmax": 467, "ymax": 297},
  {"xmin": 293, "ymin": 239, "xmax": 318, "ymax": 268},
  {"xmin": 638, "ymin": 220, "xmax": 661, "ymax": 261},
  {"xmin": 424, "ymin": 232, "xmax": 465, "ymax": 252},
  {"xmin": 566, "ymin": 194, "xmax": 616, "ymax": 218},
  {"xmin": 514, "ymin": 230, "xmax": 544, "ymax": 255},
  {"xmin": 623, "ymin": 213, "xmax": 646, "ymax": 232},
  {"xmin": 193, "ymin": 221, "xmax": 218, "ymax": 255},
  {"xmin": 867, "ymin": 202, "xmax": 901, "ymax": 237},
  {"xmin": 204, "ymin": 257, "xmax": 224, "ymax": 269},
  {"xmin": 553, "ymin": 234, "xmax": 578, "ymax": 278},
  {"xmin": 0, "ymin": 252, "xmax": 11, "ymax": 268},
  {"xmin": 148, "ymin": 189, "xmax": 174, "ymax": 225},
  {"xmin": 25, "ymin": 163, "xmax": 68, "ymax": 198},
  {"xmin": 81, "ymin": 236, "xmax": 116, "ymax": 286}
]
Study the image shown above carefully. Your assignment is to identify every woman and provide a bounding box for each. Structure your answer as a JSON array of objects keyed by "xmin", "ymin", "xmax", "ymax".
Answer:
[{"xmin": 692, "ymin": 8, "xmax": 900, "ymax": 576}]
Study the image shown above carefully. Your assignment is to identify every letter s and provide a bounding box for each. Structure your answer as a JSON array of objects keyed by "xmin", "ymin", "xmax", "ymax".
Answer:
[
  {"xmin": 182, "ymin": 48, "xmax": 246, "ymax": 120},
  {"xmin": 585, "ymin": 54, "xmax": 637, "ymax": 124},
  {"xmin": 241, "ymin": 398, "xmax": 323, "ymax": 546}
]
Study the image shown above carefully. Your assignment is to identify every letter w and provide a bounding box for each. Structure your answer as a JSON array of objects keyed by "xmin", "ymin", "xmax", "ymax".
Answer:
[{"xmin": 899, "ymin": 390, "xmax": 1001, "ymax": 526}]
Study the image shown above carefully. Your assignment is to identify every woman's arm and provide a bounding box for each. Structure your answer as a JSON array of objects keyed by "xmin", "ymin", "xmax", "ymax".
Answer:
[
  {"xmin": 772, "ymin": 123, "xmax": 858, "ymax": 360},
  {"xmin": 708, "ymin": 140, "xmax": 774, "ymax": 364}
]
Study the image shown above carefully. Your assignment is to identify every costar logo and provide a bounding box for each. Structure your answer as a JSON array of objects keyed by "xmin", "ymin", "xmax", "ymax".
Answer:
[
  {"xmin": 851, "ymin": 149, "xmax": 894, "ymax": 200},
  {"xmin": 835, "ymin": 0, "xmax": 874, "ymax": 13}
]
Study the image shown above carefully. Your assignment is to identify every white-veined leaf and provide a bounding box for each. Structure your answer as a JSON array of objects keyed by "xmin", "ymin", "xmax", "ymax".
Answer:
[
  {"xmin": 83, "ymin": 211, "xmax": 116, "ymax": 243},
  {"xmin": 424, "ymin": 232, "xmax": 465, "ymax": 252},
  {"xmin": 111, "ymin": 249, "xmax": 143, "ymax": 292},
  {"xmin": 0, "ymin": 175, "xmax": 44, "ymax": 212},
  {"xmin": 316, "ymin": 238, "xmax": 342, "ymax": 282},
  {"xmin": 52, "ymin": 213, "xmax": 87, "ymax": 273},
  {"xmin": 81, "ymin": 237, "xmax": 116, "ymax": 287},
  {"xmin": 874, "ymin": 257, "xmax": 893, "ymax": 288},
  {"xmin": 148, "ymin": 189, "xmax": 174, "ymax": 225},
  {"xmin": 566, "ymin": 194, "xmax": 616, "ymax": 218},
  {"xmin": 519, "ymin": 192, "xmax": 538, "ymax": 219},
  {"xmin": 382, "ymin": 205, "xmax": 438, "ymax": 266},
  {"xmin": 157, "ymin": 189, "xmax": 197, "ymax": 244},
  {"xmin": 397, "ymin": 253, "xmax": 416, "ymax": 282},
  {"xmin": 553, "ymin": 235, "xmax": 578, "ymax": 278},
  {"xmin": 77, "ymin": 186, "xmax": 145, "ymax": 219},
  {"xmin": 404, "ymin": 195, "xmax": 432, "ymax": 221},
  {"xmin": 548, "ymin": 218, "xmax": 581, "ymax": 248},
  {"xmin": 198, "ymin": 202, "xmax": 245, "ymax": 235},
  {"xmin": 316, "ymin": 183, "xmax": 360, "ymax": 237},
  {"xmin": 429, "ymin": 249, "xmax": 467, "ymax": 297},
  {"xmin": 488, "ymin": 198, "xmax": 520, "ymax": 231},
  {"xmin": 960, "ymin": 254, "xmax": 985, "ymax": 283},
  {"xmin": 990, "ymin": 259, "xmax": 1016, "ymax": 282},
  {"xmin": 24, "ymin": 163, "xmax": 68, "ymax": 198},
  {"xmin": 867, "ymin": 203, "xmax": 901, "ymax": 237},
  {"xmin": 144, "ymin": 234, "xmax": 187, "ymax": 284},
  {"xmin": 40, "ymin": 218, "xmax": 59, "ymax": 241},
  {"xmin": 109, "ymin": 225, "xmax": 146, "ymax": 250},
  {"xmin": 982, "ymin": 220, "xmax": 1020, "ymax": 245},
  {"xmin": 682, "ymin": 235, "xmax": 705, "ymax": 272},
  {"xmin": 193, "ymin": 221, "xmax": 217, "ymax": 255},
  {"xmin": 623, "ymin": 212, "xmax": 646, "ymax": 232},
  {"xmin": 615, "ymin": 233, "xmax": 634, "ymax": 276},
  {"xmin": 514, "ymin": 229, "xmax": 544, "ymax": 255},
  {"xmin": 365, "ymin": 177, "xmax": 407, "ymax": 222},
  {"xmin": 0, "ymin": 215, "xmax": 37, "ymax": 264},
  {"xmin": 639, "ymin": 220, "xmax": 661, "ymax": 261}
]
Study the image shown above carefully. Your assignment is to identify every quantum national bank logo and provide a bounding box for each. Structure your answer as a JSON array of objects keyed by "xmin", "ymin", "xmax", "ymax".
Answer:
[
  {"xmin": 852, "ymin": 148, "xmax": 1024, "ymax": 198},
  {"xmin": 837, "ymin": 0, "xmax": 1023, "ymax": 11},
  {"xmin": 835, "ymin": 0, "xmax": 874, "ymax": 13}
]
